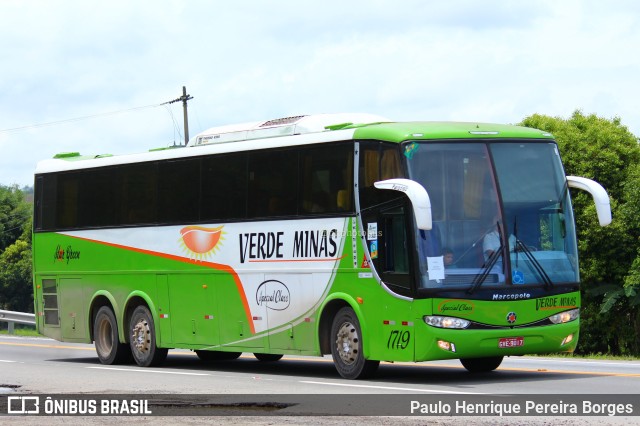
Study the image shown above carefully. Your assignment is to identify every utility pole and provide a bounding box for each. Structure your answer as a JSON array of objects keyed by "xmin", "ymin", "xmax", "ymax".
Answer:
[{"xmin": 162, "ymin": 86, "xmax": 193, "ymax": 146}]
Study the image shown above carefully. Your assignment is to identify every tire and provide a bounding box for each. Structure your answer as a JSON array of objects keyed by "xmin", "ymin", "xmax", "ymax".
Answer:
[
  {"xmin": 460, "ymin": 356, "xmax": 504, "ymax": 373},
  {"xmin": 330, "ymin": 307, "xmax": 379, "ymax": 379},
  {"xmin": 253, "ymin": 353, "xmax": 283, "ymax": 362},
  {"xmin": 93, "ymin": 306, "xmax": 132, "ymax": 364},
  {"xmin": 129, "ymin": 305, "xmax": 168, "ymax": 367},
  {"xmin": 195, "ymin": 350, "xmax": 242, "ymax": 362}
]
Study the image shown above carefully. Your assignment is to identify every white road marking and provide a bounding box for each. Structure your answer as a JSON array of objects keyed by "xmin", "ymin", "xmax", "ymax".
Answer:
[
  {"xmin": 516, "ymin": 358, "xmax": 640, "ymax": 367},
  {"xmin": 300, "ymin": 380, "xmax": 485, "ymax": 394},
  {"xmin": 87, "ymin": 366, "xmax": 210, "ymax": 376}
]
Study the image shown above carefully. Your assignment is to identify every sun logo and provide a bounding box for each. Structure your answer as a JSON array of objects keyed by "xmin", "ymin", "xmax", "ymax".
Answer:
[{"xmin": 179, "ymin": 225, "xmax": 224, "ymax": 260}]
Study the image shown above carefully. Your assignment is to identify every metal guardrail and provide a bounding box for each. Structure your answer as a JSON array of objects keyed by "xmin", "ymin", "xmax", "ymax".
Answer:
[{"xmin": 0, "ymin": 309, "xmax": 36, "ymax": 334}]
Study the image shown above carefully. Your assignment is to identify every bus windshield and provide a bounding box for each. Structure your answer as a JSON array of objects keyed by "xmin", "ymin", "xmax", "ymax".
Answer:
[{"xmin": 406, "ymin": 141, "xmax": 579, "ymax": 290}]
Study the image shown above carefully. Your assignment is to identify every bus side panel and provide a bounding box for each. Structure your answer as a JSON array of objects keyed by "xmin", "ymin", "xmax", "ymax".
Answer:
[
  {"xmin": 216, "ymin": 271, "xmax": 266, "ymax": 350},
  {"xmin": 167, "ymin": 273, "xmax": 219, "ymax": 346},
  {"xmin": 343, "ymin": 276, "xmax": 417, "ymax": 363},
  {"xmin": 326, "ymin": 221, "xmax": 418, "ymax": 362},
  {"xmin": 155, "ymin": 274, "xmax": 172, "ymax": 346},
  {"xmin": 58, "ymin": 277, "xmax": 87, "ymax": 341},
  {"xmin": 267, "ymin": 273, "xmax": 321, "ymax": 354},
  {"xmin": 316, "ymin": 220, "xmax": 418, "ymax": 363},
  {"xmin": 33, "ymin": 275, "xmax": 63, "ymax": 342}
]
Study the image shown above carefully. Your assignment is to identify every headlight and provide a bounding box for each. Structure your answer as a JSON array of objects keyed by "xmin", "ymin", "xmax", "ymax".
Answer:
[
  {"xmin": 423, "ymin": 315, "xmax": 470, "ymax": 329},
  {"xmin": 549, "ymin": 308, "xmax": 579, "ymax": 324}
]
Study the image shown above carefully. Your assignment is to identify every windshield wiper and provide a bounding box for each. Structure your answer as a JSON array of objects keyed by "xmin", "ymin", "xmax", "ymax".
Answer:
[
  {"xmin": 514, "ymin": 239, "xmax": 554, "ymax": 290},
  {"xmin": 467, "ymin": 243, "xmax": 502, "ymax": 295},
  {"xmin": 513, "ymin": 216, "xmax": 554, "ymax": 290},
  {"xmin": 467, "ymin": 220, "xmax": 503, "ymax": 295}
]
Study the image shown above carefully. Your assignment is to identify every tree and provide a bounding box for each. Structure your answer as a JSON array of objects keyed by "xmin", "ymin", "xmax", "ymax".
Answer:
[
  {"xmin": 0, "ymin": 185, "xmax": 31, "ymax": 252},
  {"xmin": 0, "ymin": 185, "xmax": 33, "ymax": 312},
  {"xmin": 521, "ymin": 111, "xmax": 640, "ymax": 355},
  {"xmin": 0, "ymin": 238, "xmax": 32, "ymax": 312}
]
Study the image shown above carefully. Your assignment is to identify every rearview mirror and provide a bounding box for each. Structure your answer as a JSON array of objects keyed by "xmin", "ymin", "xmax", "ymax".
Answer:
[
  {"xmin": 374, "ymin": 179, "xmax": 433, "ymax": 230},
  {"xmin": 566, "ymin": 176, "xmax": 612, "ymax": 226}
]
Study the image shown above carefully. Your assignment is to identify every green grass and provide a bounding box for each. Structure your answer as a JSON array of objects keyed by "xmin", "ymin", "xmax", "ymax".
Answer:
[
  {"xmin": 540, "ymin": 352, "xmax": 640, "ymax": 361},
  {"xmin": 0, "ymin": 326, "xmax": 43, "ymax": 337}
]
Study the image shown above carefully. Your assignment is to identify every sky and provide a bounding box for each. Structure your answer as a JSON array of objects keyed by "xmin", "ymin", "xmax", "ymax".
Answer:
[{"xmin": 1, "ymin": 0, "xmax": 639, "ymax": 187}]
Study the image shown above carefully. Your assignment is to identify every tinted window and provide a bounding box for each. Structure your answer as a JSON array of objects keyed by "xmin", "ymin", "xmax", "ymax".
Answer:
[
  {"xmin": 358, "ymin": 141, "xmax": 404, "ymax": 210},
  {"xmin": 201, "ymin": 153, "xmax": 247, "ymax": 221},
  {"xmin": 300, "ymin": 143, "xmax": 353, "ymax": 214},
  {"xmin": 158, "ymin": 159, "xmax": 200, "ymax": 223},
  {"xmin": 248, "ymin": 149, "xmax": 298, "ymax": 218},
  {"xmin": 77, "ymin": 168, "xmax": 116, "ymax": 227},
  {"xmin": 116, "ymin": 162, "xmax": 157, "ymax": 225},
  {"xmin": 35, "ymin": 141, "xmax": 356, "ymax": 231}
]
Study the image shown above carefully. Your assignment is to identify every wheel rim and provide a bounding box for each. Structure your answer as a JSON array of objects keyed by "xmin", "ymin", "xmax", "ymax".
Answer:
[
  {"xmin": 96, "ymin": 316, "xmax": 113, "ymax": 357},
  {"xmin": 335, "ymin": 321, "xmax": 359, "ymax": 365},
  {"xmin": 131, "ymin": 318, "xmax": 151, "ymax": 354}
]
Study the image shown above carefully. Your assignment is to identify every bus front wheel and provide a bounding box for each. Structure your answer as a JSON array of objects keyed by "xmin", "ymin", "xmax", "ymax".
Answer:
[
  {"xmin": 129, "ymin": 305, "xmax": 168, "ymax": 367},
  {"xmin": 93, "ymin": 306, "xmax": 132, "ymax": 364},
  {"xmin": 330, "ymin": 307, "xmax": 379, "ymax": 379},
  {"xmin": 460, "ymin": 356, "xmax": 504, "ymax": 373}
]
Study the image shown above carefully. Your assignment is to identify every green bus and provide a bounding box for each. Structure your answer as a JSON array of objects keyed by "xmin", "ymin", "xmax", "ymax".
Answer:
[{"xmin": 32, "ymin": 113, "xmax": 611, "ymax": 379}]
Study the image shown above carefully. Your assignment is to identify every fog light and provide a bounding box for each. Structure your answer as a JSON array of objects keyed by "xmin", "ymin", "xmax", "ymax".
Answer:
[
  {"xmin": 561, "ymin": 334, "xmax": 574, "ymax": 346},
  {"xmin": 437, "ymin": 340, "xmax": 456, "ymax": 352}
]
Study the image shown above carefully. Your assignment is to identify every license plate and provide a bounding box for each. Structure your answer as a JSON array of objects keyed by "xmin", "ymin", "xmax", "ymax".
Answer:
[{"xmin": 499, "ymin": 337, "xmax": 524, "ymax": 348}]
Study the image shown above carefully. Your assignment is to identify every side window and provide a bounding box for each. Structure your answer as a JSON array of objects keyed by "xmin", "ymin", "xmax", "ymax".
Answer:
[
  {"xmin": 77, "ymin": 168, "xmax": 116, "ymax": 228},
  {"xmin": 300, "ymin": 143, "xmax": 353, "ymax": 214},
  {"xmin": 55, "ymin": 172, "xmax": 79, "ymax": 229},
  {"xmin": 382, "ymin": 207, "xmax": 410, "ymax": 274},
  {"xmin": 358, "ymin": 142, "xmax": 404, "ymax": 211},
  {"xmin": 117, "ymin": 162, "xmax": 158, "ymax": 225},
  {"xmin": 37, "ymin": 168, "xmax": 116, "ymax": 230},
  {"xmin": 34, "ymin": 176, "xmax": 46, "ymax": 231},
  {"xmin": 36, "ymin": 175, "xmax": 58, "ymax": 231},
  {"xmin": 248, "ymin": 149, "xmax": 298, "ymax": 218},
  {"xmin": 158, "ymin": 159, "xmax": 200, "ymax": 223},
  {"xmin": 201, "ymin": 153, "xmax": 247, "ymax": 221}
]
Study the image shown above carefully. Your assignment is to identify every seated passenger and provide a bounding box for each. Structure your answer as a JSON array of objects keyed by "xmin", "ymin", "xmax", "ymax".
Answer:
[
  {"xmin": 482, "ymin": 221, "xmax": 516, "ymax": 261},
  {"xmin": 443, "ymin": 247, "xmax": 457, "ymax": 268}
]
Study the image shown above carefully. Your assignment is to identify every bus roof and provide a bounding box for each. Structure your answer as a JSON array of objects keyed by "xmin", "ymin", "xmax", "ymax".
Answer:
[
  {"xmin": 353, "ymin": 121, "xmax": 554, "ymax": 143},
  {"xmin": 35, "ymin": 114, "xmax": 554, "ymax": 175},
  {"xmin": 190, "ymin": 114, "xmax": 553, "ymax": 147}
]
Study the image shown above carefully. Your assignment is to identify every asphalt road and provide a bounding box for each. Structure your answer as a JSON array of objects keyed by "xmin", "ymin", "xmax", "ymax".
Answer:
[{"xmin": 1, "ymin": 335, "xmax": 639, "ymax": 424}]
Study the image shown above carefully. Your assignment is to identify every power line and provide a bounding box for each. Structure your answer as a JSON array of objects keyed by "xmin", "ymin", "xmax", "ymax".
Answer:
[
  {"xmin": 163, "ymin": 104, "xmax": 183, "ymax": 144},
  {"xmin": 0, "ymin": 102, "xmax": 164, "ymax": 134}
]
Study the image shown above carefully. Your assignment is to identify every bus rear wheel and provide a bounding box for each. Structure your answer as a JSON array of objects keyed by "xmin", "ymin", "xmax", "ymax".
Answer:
[
  {"xmin": 93, "ymin": 306, "xmax": 132, "ymax": 364},
  {"xmin": 460, "ymin": 356, "xmax": 504, "ymax": 373},
  {"xmin": 195, "ymin": 350, "xmax": 242, "ymax": 362},
  {"xmin": 129, "ymin": 305, "xmax": 168, "ymax": 367},
  {"xmin": 253, "ymin": 353, "xmax": 283, "ymax": 362},
  {"xmin": 330, "ymin": 307, "xmax": 379, "ymax": 379}
]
